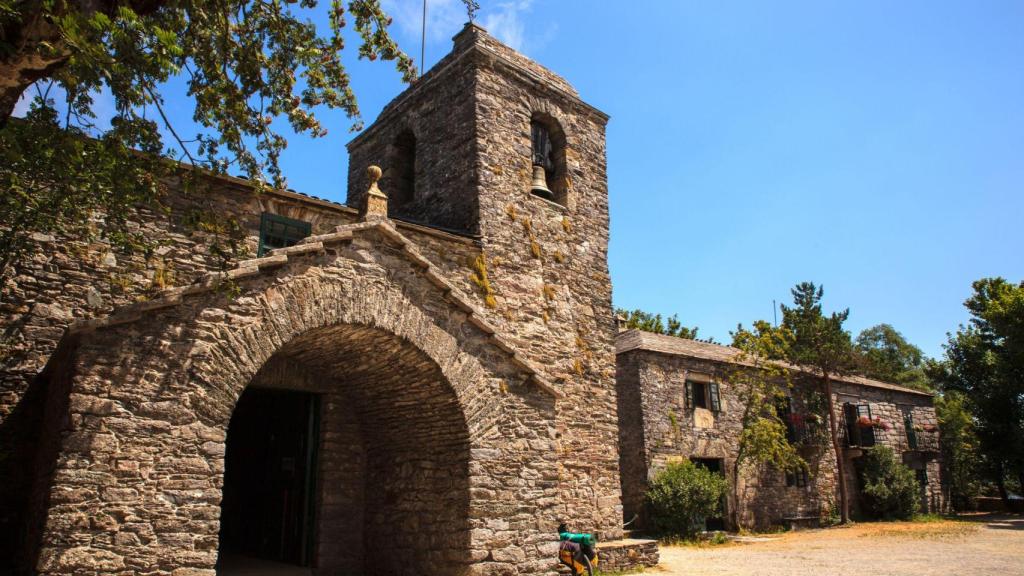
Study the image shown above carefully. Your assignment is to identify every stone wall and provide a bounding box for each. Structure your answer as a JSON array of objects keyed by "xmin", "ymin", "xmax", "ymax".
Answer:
[
  {"xmin": 832, "ymin": 380, "xmax": 944, "ymax": 516},
  {"xmin": 30, "ymin": 223, "xmax": 562, "ymax": 575},
  {"xmin": 346, "ymin": 23, "xmax": 622, "ymax": 540},
  {"xmin": 0, "ymin": 173, "xmax": 484, "ymax": 570},
  {"xmin": 617, "ymin": 344, "xmax": 943, "ymax": 531}
]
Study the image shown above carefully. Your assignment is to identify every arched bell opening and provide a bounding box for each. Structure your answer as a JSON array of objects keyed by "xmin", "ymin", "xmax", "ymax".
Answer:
[
  {"xmin": 216, "ymin": 323, "xmax": 472, "ymax": 576},
  {"xmin": 385, "ymin": 129, "xmax": 418, "ymax": 219},
  {"xmin": 529, "ymin": 113, "xmax": 568, "ymax": 205}
]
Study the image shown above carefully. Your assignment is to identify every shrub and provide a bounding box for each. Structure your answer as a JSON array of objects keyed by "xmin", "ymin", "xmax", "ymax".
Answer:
[
  {"xmin": 858, "ymin": 446, "xmax": 920, "ymax": 520},
  {"xmin": 645, "ymin": 460, "xmax": 728, "ymax": 538}
]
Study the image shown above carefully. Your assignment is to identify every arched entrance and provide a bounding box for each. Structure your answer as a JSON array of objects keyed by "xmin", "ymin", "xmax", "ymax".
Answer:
[
  {"xmin": 32, "ymin": 223, "xmax": 560, "ymax": 576},
  {"xmin": 216, "ymin": 324, "xmax": 471, "ymax": 575}
]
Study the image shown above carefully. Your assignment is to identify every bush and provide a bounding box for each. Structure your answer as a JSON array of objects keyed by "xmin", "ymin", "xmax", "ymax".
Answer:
[
  {"xmin": 858, "ymin": 446, "xmax": 920, "ymax": 520},
  {"xmin": 645, "ymin": 460, "xmax": 728, "ymax": 537}
]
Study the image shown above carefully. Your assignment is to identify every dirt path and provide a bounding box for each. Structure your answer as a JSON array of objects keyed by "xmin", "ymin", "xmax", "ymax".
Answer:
[{"xmin": 653, "ymin": 515, "xmax": 1024, "ymax": 576}]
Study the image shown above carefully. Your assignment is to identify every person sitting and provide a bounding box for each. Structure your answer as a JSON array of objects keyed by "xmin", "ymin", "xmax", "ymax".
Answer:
[{"xmin": 557, "ymin": 522, "xmax": 596, "ymax": 573}]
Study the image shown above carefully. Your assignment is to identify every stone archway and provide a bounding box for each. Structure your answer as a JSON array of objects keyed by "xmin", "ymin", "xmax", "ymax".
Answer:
[
  {"xmin": 218, "ymin": 323, "xmax": 473, "ymax": 575},
  {"xmin": 32, "ymin": 223, "xmax": 560, "ymax": 576}
]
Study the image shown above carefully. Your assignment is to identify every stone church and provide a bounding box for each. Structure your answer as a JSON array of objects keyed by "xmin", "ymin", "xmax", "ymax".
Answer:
[
  {"xmin": 0, "ymin": 21, "xmax": 940, "ymax": 576},
  {"xmin": 1, "ymin": 23, "xmax": 654, "ymax": 576}
]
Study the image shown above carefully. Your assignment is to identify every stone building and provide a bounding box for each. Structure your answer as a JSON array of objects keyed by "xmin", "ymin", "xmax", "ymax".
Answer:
[
  {"xmin": 616, "ymin": 329, "xmax": 943, "ymax": 531},
  {"xmin": 0, "ymin": 23, "xmax": 658, "ymax": 576}
]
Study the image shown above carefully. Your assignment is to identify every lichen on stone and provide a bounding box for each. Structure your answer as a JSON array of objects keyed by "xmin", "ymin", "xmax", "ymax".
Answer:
[{"xmin": 469, "ymin": 253, "xmax": 497, "ymax": 308}]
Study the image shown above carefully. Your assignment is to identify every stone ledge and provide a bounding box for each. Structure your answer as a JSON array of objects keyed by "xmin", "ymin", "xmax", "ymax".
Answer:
[{"xmin": 594, "ymin": 538, "xmax": 659, "ymax": 572}]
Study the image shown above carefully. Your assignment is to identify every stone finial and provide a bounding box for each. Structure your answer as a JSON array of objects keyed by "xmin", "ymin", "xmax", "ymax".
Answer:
[{"xmin": 359, "ymin": 165, "xmax": 388, "ymax": 221}]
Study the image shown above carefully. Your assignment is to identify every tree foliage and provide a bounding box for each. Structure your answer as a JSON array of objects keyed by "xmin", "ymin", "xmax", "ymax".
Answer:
[
  {"xmin": 781, "ymin": 283, "xmax": 856, "ymax": 377},
  {"xmin": 617, "ymin": 308, "xmax": 701, "ymax": 339},
  {"xmin": 930, "ymin": 277, "xmax": 1024, "ymax": 502},
  {"xmin": 0, "ymin": 106, "xmax": 167, "ymax": 279},
  {"xmin": 0, "ymin": 0, "xmax": 475, "ymax": 286},
  {"xmin": 645, "ymin": 459, "xmax": 728, "ymax": 538},
  {"xmin": 857, "ymin": 445, "xmax": 920, "ymax": 520},
  {"xmin": 854, "ymin": 324, "xmax": 931, "ymax": 391},
  {"xmin": 779, "ymin": 282, "xmax": 856, "ymax": 523},
  {"xmin": 934, "ymin": 391, "xmax": 981, "ymax": 510},
  {"xmin": 728, "ymin": 320, "xmax": 804, "ymax": 528}
]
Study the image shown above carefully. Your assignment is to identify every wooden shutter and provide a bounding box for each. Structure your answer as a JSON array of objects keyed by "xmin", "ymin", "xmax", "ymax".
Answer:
[
  {"xmin": 843, "ymin": 403, "xmax": 859, "ymax": 447},
  {"xmin": 904, "ymin": 414, "xmax": 918, "ymax": 450},
  {"xmin": 685, "ymin": 380, "xmax": 693, "ymax": 410},
  {"xmin": 709, "ymin": 382, "xmax": 722, "ymax": 413}
]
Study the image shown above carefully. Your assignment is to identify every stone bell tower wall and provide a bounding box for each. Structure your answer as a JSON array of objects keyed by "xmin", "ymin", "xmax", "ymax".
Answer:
[
  {"xmin": 349, "ymin": 23, "xmax": 621, "ymax": 538},
  {"xmin": 468, "ymin": 29, "xmax": 620, "ymax": 539},
  {"xmin": 346, "ymin": 29, "xmax": 483, "ymax": 234}
]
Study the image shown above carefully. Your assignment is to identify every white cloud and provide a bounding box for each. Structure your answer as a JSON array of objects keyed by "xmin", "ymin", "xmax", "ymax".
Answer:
[
  {"xmin": 384, "ymin": 0, "xmax": 467, "ymax": 44},
  {"xmin": 383, "ymin": 0, "xmax": 550, "ymax": 58},
  {"xmin": 480, "ymin": 0, "xmax": 535, "ymax": 51}
]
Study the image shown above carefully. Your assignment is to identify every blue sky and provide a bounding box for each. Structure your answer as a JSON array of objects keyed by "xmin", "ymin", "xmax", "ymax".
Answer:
[{"xmin": 17, "ymin": 1, "xmax": 1023, "ymax": 358}]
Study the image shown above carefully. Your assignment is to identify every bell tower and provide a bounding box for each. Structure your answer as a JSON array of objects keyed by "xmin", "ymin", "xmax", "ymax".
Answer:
[{"xmin": 347, "ymin": 22, "xmax": 621, "ymax": 538}]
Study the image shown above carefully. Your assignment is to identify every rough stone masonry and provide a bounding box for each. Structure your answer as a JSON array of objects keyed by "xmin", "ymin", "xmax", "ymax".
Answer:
[{"xmin": 0, "ymin": 22, "xmax": 656, "ymax": 576}]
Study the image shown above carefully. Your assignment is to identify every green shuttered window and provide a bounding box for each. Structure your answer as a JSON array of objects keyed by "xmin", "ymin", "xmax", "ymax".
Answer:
[{"xmin": 259, "ymin": 212, "xmax": 312, "ymax": 256}]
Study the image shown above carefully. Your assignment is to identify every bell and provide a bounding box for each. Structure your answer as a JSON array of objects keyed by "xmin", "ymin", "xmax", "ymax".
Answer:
[{"xmin": 530, "ymin": 164, "xmax": 554, "ymax": 200}]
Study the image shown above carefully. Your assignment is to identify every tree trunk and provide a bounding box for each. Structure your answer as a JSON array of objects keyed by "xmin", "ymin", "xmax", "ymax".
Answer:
[
  {"xmin": 730, "ymin": 453, "xmax": 743, "ymax": 531},
  {"xmin": 994, "ymin": 461, "xmax": 1009, "ymax": 506},
  {"xmin": 0, "ymin": 7, "xmax": 72, "ymax": 126},
  {"xmin": 823, "ymin": 374, "xmax": 850, "ymax": 523}
]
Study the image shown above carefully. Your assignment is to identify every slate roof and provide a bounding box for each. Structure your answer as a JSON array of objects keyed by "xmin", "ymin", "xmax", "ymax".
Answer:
[{"xmin": 616, "ymin": 329, "xmax": 933, "ymax": 397}]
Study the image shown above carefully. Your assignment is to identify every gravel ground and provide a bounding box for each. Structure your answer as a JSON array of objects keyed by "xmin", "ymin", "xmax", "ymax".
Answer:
[{"xmin": 654, "ymin": 514, "xmax": 1024, "ymax": 576}]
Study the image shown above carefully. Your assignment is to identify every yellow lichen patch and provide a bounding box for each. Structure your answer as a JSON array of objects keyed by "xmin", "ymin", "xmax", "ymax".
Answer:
[
  {"xmin": 542, "ymin": 284, "xmax": 557, "ymax": 301},
  {"xmin": 505, "ymin": 204, "xmax": 517, "ymax": 221},
  {"xmin": 469, "ymin": 253, "xmax": 497, "ymax": 309},
  {"xmin": 521, "ymin": 217, "xmax": 542, "ymax": 259},
  {"xmin": 575, "ymin": 330, "xmax": 594, "ymax": 362},
  {"xmin": 150, "ymin": 260, "xmax": 175, "ymax": 290},
  {"xmin": 572, "ymin": 358, "xmax": 585, "ymax": 376},
  {"xmin": 109, "ymin": 272, "xmax": 133, "ymax": 294},
  {"xmin": 499, "ymin": 380, "xmax": 509, "ymax": 394},
  {"xmin": 561, "ymin": 216, "xmax": 572, "ymax": 233},
  {"xmin": 553, "ymin": 249, "xmax": 566, "ymax": 264},
  {"xmin": 542, "ymin": 310, "xmax": 550, "ymax": 324}
]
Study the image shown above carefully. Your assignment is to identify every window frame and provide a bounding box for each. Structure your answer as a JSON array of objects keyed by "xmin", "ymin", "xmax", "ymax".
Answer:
[
  {"xmin": 785, "ymin": 468, "xmax": 809, "ymax": 488},
  {"xmin": 684, "ymin": 378, "xmax": 721, "ymax": 413},
  {"xmin": 904, "ymin": 412, "xmax": 918, "ymax": 450},
  {"xmin": 258, "ymin": 212, "xmax": 312, "ymax": 256},
  {"xmin": 844, "ymin": 402, "xmax": 876, "ymax": 447}
]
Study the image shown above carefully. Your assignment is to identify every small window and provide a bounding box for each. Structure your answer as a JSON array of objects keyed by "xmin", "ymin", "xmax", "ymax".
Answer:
[
  {"xmin": 778, "ymin": 396, "xmax": 797, "ymax": 443},
  {"xmin": 785, "ymin": 468, "xmax": 809, "ymax": 488},
  {"xmin": 258, "ymin": 212, "xmax": 311, "ymax": 256},
  {"xmin": 686, "ymin": 380, "xmax": 707, "ymax": 409},
  {"xmin": 685, "ymin": 380, "xmax": 721, "ymax": 413}
]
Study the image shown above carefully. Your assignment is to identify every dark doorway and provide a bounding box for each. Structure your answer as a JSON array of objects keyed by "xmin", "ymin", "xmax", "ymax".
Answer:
[
  {"xmin": 691, "ymin": 457, "xmax": 727, "ymax": 531},
  {"xmin": 219, "ymin": 388, "xmax": 320, "ymax": 568}
]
